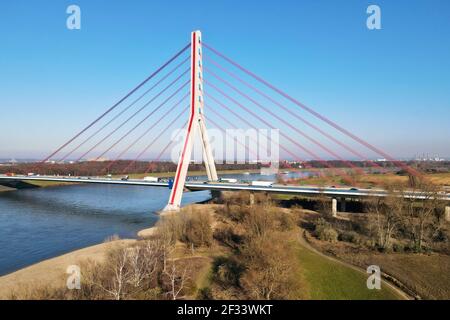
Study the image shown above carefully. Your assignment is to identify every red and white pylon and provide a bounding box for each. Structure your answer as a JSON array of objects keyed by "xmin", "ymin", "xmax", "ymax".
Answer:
[{"xmin": 164, "ymin": 30, "xmax": 218, "ymax": 211}]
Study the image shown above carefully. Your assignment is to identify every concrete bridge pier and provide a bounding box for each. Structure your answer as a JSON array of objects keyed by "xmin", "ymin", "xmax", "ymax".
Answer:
[
  {"xmin": 445, "ymin": 206, "xmax": 450, "ymax": 222},
  {"xmin": 331, "ymin": 198, "xmax": 338, "ymax": 217},
  {"xmin": 249, "ymin": 192, "xmax": 255, "ymax": 205}
]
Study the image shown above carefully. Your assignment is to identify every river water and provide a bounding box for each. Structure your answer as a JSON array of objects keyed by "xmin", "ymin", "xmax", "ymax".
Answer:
[{"xmin": 0, "ymin": 171, "xmax": 309, "ymax": 275}]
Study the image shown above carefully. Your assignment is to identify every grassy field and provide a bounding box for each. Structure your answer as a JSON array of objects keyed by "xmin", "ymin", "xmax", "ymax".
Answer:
[
  {"xmin": 189, "ymin": 241, "xmax": 401, "ymax": 300},
  {"xmin": 339, "ymin": 252, "xmax": 450, "ymax": 300},
  {"xmin": 304, "ymin": 228, "xmax": 450, "ymax": 300},
  {"xmin": 295, "ymin": 243, "xmax": 401, "ymax": 300}
]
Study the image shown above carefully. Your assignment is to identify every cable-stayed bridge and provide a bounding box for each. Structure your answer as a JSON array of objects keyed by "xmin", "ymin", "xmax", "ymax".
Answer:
[{"xmin": 2, "ymin": 30, "xmax": 448, "ymax": 211}]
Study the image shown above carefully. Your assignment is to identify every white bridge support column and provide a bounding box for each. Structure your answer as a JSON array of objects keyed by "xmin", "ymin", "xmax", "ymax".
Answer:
[
  {"xmin": 445, "ymin": 206, "xmax": 450, "ymax": 222},
  {"xmin": 164, "ymin": 30, "xmax": 217, "ymax": 212},
  {"xmin": 331, "ymin": 198, "xmax": 337, "ymax": 217}
]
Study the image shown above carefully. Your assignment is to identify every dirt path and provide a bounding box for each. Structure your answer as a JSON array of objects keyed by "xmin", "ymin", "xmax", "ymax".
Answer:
[{"xmin": 298, "ymin": 228, "xmax": 411, "ymax": 300}]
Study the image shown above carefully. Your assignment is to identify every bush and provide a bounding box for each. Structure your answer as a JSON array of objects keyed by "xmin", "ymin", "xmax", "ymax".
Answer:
[
  {"xmin": 213, "ymin": 226, "xmax": 243, "ymax": 249},
  {"xmin": 243, "ymin": 206, "xmax": 277, "ymax": 238},
  {"xmin": 392, "ymin": 242, "xmax": 405, "ymax": 252},
  {"xmin": 197, "ymin": 287, "xmax": 213, "ymax": 300},
  {"xmin": 239, "ymin": 232, "xmax": 301, "ymax": 299},
  {"xmin": 338, "ymin": 231, "xmax": 363, "ymax": 244},
  {"xmin": 314, "ymin": 217, "xmax": 329, "ymax": 229},
  {"xmin": 315, "ymin": 218, "xmax": 338, "ymax": 242},
  {"xmin": 179, "ymin": 208, "xmax": 213, "ymax": 247},
  {"xmin": 156, "ymin": 207, "xmax": 213, "ymax": 248},
  {"xmin": 220, "ymin": 203, "xmax": 247, "ymax": 222},
  {"xmin": 212, "ymin": 256, "xmax": 244, "ymax": 287},
  {"xmin": 277, "ymin": 211, "xmax": 297, "ymax": 231},
  {"xmin": 317, "ymin": 227, "xmax": 338, "ymax": 242}
]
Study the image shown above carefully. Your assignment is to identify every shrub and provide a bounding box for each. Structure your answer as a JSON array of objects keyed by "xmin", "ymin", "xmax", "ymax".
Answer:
[
  {"xmin": 239, "ymin": 232, "xmax": 301, "ymax": 299},
  {"xmin": 243, "ymin": 206, "xmax": 277, "ymax": 238},
  {"xmin": 212, "ymin": 256, "xmax": 244, "ymax": 287},
  {"xmin": 338, "ymin": 231, "xmax": 363, "ymax": 244},
  {"xmin": 156, "ymin": 207, "xmax": 213, "ymax": 248},
  {"xmin": 315, "ymin": 218, "xmax": 338, "ymax": 242},
  {"xmin": 392, "ymin": 242, "xmax": 405, "ymax": 252},
  {"xmin": 317, "ymin": 227, "xmax": 338, "ymax": 242},
  {"xmin": 314, "ymin": 217, "xmax": 329, "ymax": 229},
  {"xmin": 179, "ymin": 208, "xmax": 213, "ymax": 247},
  {"xmin": 220, "ymin": 203, "xmax": 247, "ymax": 222},
  {"xmin": 197, "ymin": 287, "xmax": 213, "ymax": 300},
  {"xmin": 277, "ymin": 211, "xmax": 297, "ymax": 231},
  {"xmin": 213, "ymin": 226, "xmax": 243, "ymax": 249}
]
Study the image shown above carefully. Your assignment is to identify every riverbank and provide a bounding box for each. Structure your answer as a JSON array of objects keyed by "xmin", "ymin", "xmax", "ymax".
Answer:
[
  {"xmin": 0, "ymin": 180, "xmax": 74, "ymax": 192},
  {"xmin": 0, "ymin": 185, "xmax": 14, "ymax": 192}
]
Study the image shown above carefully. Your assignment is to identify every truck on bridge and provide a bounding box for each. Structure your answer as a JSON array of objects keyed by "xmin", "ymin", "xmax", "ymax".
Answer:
[{"xmin": 250, "ymin": 181, "xmax": 273, "ymax": 187}]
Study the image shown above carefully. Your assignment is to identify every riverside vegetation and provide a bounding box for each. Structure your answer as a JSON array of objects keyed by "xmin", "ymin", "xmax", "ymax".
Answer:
[
  {"xmin": 10, "ymin": 185, "xmax": 446, "ymax": 300},
  {"xmin": 301, "ymin": 180, "xmax": 450, "ymax": 299}
]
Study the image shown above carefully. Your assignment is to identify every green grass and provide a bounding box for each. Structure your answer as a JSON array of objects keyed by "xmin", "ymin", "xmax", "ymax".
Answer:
[{"xmin": 295, "ymin": 243, "xmax": 401, "ymax": 300}]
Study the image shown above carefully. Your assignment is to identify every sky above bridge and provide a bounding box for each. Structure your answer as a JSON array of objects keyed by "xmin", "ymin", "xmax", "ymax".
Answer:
[{"xmin": 0, "ymin": 0, "xmax": 449, "ymax": 160}]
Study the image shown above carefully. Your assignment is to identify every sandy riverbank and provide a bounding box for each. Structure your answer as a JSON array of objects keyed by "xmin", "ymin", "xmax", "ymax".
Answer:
[
  {"xmin": 0, "ymin": 239, "xmax": 135, "ymax": 299},
  {"xmin": 0, "ymin": 185, "xmax": 14, "ymax": 192}
]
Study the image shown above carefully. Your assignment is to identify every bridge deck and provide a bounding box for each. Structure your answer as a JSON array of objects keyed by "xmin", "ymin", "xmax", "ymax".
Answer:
[{"xmin": 0, "ymin": 175, "xmax": 449, "ymax": 201}]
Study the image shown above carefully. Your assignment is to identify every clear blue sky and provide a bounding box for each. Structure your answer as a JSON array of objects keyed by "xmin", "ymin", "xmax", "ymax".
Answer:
[{"xmin": 0, "ymin": 0, "xmax": 449, "ymax": 160}]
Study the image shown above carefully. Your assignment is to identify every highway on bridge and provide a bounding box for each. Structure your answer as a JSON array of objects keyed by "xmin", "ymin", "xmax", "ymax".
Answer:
[{"xmin": 1, "ymin": 175, "xmax": 450, "ymax": 201}]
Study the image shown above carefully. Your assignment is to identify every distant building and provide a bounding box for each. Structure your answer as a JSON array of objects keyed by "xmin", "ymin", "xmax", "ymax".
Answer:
[
  {"xmin": 87, "ymin": 157, "xmax": 109, "ymax": 162},
  {"xmin": 414, "ymin": 153, "xmax": 445, "ymax": 162}
]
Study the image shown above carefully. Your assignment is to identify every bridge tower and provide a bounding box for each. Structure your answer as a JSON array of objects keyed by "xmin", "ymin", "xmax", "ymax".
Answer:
[{"xmin": 164, "ymin": 30, "xmax": 218, "ymax": 211}]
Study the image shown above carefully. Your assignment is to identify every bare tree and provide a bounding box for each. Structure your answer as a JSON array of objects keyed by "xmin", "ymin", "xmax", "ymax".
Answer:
[
  {"xmin": 365, "ymin": 179, "xmax": 446, "ymax": 252},
  {"xmin": 96, "ymin": 247, "xmax": 133, "ymax": 300},
  {"xmin": 366, "ymin": 189, "xmax": 403, "ymax": 250},
  {"xmin": 161, "ymin": 259, "xmax": 189, "ymax": 300},
  {"xmin": 400, "ymin": 181, "xmax": 443, "ymax": 252},
  {"xmin": 240, "ymin": 232, "xmax": 298, "ymax": 300},
  {"xmin": 127, "ymin": 246, "xmax": 145, "ymax": 289},
  {"xmin": 315, "ymin": 192, "xmax": 331, "ymax": 216}
]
